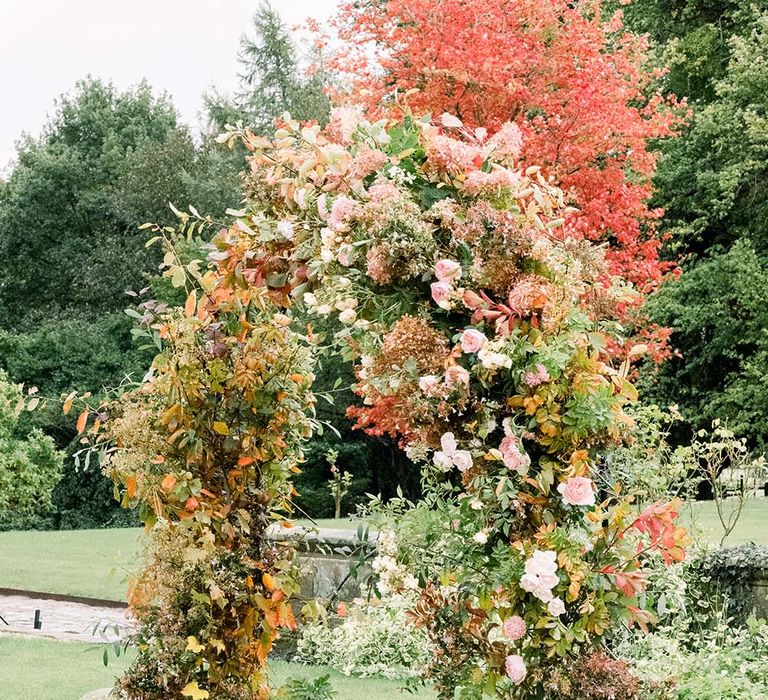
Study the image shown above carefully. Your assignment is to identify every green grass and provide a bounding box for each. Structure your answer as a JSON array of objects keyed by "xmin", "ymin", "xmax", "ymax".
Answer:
[
  {"xmin": 680, "ymin": 497, "xmax": 768, "ymax": 547},
  {"xmin": 0, "ymin": 519, "xmax": 363, "ymax": 601},
  {"xmin": 0, "ymin": 528, "xmax": 141, "ymax": 601},
  {"xmin": 0, "ymin": 635, "xmax": 135, "ymax": 699},
  {"xmin": 0, "ymin": 636, "xmax": 436, "ymax": 700},
  {"xmin": 1, "ymin": 504, "xmax": 765, "ymax": 603}
]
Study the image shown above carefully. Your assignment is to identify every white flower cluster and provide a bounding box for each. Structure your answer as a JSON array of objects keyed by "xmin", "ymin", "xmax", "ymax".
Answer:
[
  {"xmin": 433, "ymin": 432, "xmax": 473, "ymax": 473},
  {"xmin": 371, "ymin": 529, "xmax": 419, "ymax": 596},
  {"xmin": 477, "ymin": 337, "xmax": 513, "ymax": 371},
  {"xmin": 297, "ymin": 592, "xmax": 431, "ymax": 680}
]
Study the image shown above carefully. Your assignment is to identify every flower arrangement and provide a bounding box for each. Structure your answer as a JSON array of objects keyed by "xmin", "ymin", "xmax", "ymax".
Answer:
[
  {"xmin": 77, "ymin": 296, "xmax": 316, "ymax": 698},
  {"xmin": 207, "ymin": 107, "xmax": 690, "ymax": 698}
]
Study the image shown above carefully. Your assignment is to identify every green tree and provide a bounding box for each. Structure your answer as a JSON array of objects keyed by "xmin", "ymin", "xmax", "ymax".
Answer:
[
  {"xmin": 631, "ymin": 5, "xmax": 768, "ymax": 447},
  {"xmin": 0, "ymin": 370, "xmax": 64, "ymax": 529},
  {"xmin": 0, "ymin": 79, "xmax": 240, "ymax": 528},
  {"xmin": 206, "ymin": 1, "xmax": 330, "ymax": 134}
]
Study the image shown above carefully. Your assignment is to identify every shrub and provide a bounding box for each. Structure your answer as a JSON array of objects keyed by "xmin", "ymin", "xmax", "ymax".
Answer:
[
  {"xmin": 695, "ymin": 544, "xmax": 768, "ymax": 624},
  {"xmin": 0, "ymin": 370, "xmax": 64, "ymax": 530},
  {"xmin": 297, "ymin": 594, "xmax": 431, "ymax": 680},
  {"xmin": 618, "ymin": 619, "xmax": 768, "ymax": 700}
]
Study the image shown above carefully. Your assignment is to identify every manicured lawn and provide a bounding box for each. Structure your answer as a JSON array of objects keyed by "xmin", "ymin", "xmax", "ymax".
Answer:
[
  {"xmin": 0, "ymin": 635, "xmax": 135, "ymax": 699},
  {"xmin": 681, "ymin": 497, "xmax": 768, "ymax": 546},
  {"xmin": 0, "ymin": 519, "xmax": 366, "ymax": 601},
  {"xmin": 0, "ymin": 528, "xmax": 142, "ymax": 601},
  {"xmin": 0, "ymin": 636, "xmax": 436, "ymax": 700},
  {"xmin": 1, "ymin": 504, "xmax": 765, "ymax": 603}
]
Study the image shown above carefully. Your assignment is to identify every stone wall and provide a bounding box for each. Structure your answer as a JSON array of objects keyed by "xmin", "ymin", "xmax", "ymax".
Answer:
[{"xmin": 267, "ymin": 524, "xmax": 377, "ymax": 602}]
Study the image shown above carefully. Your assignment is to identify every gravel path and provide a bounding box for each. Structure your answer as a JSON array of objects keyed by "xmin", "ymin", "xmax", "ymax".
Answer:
[{"xmin": 0, "ymin": 594, "xmax": 131, "ymax": 643}]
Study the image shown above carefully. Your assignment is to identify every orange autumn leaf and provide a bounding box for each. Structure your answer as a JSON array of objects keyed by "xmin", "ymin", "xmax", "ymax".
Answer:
[
  {"xmin": 184, "ymin": 290, "xmax": 197, "ymax": 317},
  {"xmin": 160, "ymin": 474, "xmax": 176, "ymax": 492},
  {"xmin": 76, "ymin": 410, "xmax": 88, "ymax": 434}
]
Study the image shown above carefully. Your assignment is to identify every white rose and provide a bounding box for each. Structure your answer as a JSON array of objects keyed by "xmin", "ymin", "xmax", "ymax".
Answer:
[
  {"xmin": 452, "ymin": 450, "xmax": 473, "ymax": 472},
  {"xmin": 473, "ymin": 530, "xmax": 488, "ymax": 545},
  {"xmin": 433, "ymin": 451, "xmax": 454, "ymax": 472},
  {"xmin": 339, "ymin": 308, "xmax": 357, "ymax": 324},
  {"xmin": 547, "ymin": 598, "xmax": 566, "ymax": 616}
]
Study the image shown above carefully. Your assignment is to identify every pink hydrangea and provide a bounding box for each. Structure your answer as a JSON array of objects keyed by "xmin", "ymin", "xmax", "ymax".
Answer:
[
  {"xmin": 368, "ymin": 182, "xmax": 401, "ymax": 203},
  {"xmin": 462, "ymin": 168, "xmax": 521, "ymax": 195},
  {"xmin": 351, "ymin": 146, "xmax": 388, "ymax": 179},
  {"xmin": 326, "ymin": 105, "xmax": 364, "ymax": 144},
  {"xmin": 426, "ymin": 134, "xmax": 483, "ymax": 175},
  {"xmin": 502, "ymin": 615, "xmax": 526, "ymax": 641},
  {"xmin": 460, "ymin": 328, "xmax": 487, "ymax": 353},
  {"xmin": 329, "ymin": 195, "xmax": 358, "ymax": 231},
  {"xmin": 488, "ymin": 122, "xmax": 524, "ymax": 161},
  {"xmin": 557, "ymin": 476, "xmax": 596, "ymax": 507},
  {"xmin": 524, "ymin": 363, "xmax": 550, "ymax": 387},
  {"xmin": 505, "ymin": 654, "xmax": 527, "ymax": 685}
]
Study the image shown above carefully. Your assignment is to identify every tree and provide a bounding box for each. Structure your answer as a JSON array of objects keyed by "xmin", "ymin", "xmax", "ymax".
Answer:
[
  {"xmin": 0, "ymin": 370, "xmax": 64, "ymax": 529},
  {"xmin": 329, "ymin": 0, "xmax": 682, "ymax": 291},
  {"xmin": 206, "ymin": 1, "xmax": 330, "ymax": 134},
  {"xmin": 0, "ymin": 79, "xmax": 241, "ymax": 528},
  {"xmin": 635, "ymin": 8, "xmax": 768, "ymax": 447}
]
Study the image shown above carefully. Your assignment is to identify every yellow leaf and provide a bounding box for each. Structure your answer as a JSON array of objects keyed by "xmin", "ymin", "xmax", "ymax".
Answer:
[
  {"xmin": 186, "ymin": 636, "xmax": 205, "ymax": 653},
  {"xmin": 212, "ymin": 421, "xmax": 229, "ymax": 435},
  {"xmin": 181, "ymin": 681, "xmax": 209, "ymax": 699}
]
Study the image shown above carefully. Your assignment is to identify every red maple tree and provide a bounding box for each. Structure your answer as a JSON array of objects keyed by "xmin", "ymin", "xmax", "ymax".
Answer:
[{"xmin": 325, "ymin": 0, "xmax": 684, "ymax": 293}]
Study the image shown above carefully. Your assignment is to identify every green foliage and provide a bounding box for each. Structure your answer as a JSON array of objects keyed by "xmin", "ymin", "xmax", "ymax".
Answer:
[
  {"xmin": 626, "ymin": 4, "xmax": 768, "ymax": 451},
  {"xmin": 278, "ymin": 673, "xmax": 336, "ymax": 700},
  {"xmin": 639, "ymin": 242, "xmax": 768, "ymax": 448},
  {"xmin": 619, "ymin": 619, "xmax": 768, "ymax": 700},
  {"xmin": 294, "ymin": 436, "xmax": 373, "ymax": 519},
  {"xmin": 651, "ymin": 9, "xmax": 768, "ymax": 257},
  {"xmin": 207, "ymin": 1, "xmax": 330, "ymax": 134},
  {"xmin": 622, "ymin": 0, "xmax": 750, "ymax": 103},
  {"xmin": 0, "ymin": 78, "xmax": 243, "ymax": 530},
  {"xmin": 0, "ymin": 370, "xmax": 64, "ymax": 529},
  {"xmin": 695, "ymin": 544, "xmax": 768, "ymax": 625},
  {"xmin": 0, "ymin": 80, "xmax": 174, "ymax": 324}
]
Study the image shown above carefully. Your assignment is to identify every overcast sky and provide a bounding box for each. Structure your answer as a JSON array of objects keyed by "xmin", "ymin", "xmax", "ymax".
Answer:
[{"xmin": 0, "ymin": 0, "xmax": 340, "ymax": 173}]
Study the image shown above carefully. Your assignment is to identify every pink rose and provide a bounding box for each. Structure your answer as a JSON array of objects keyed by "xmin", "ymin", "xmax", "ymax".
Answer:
[
  {"xmin": 557, "ymin": 476, "xmax": 596, "ymax": 507},
  {"xmin": 434, "ymin": 258, "xmax": 462, "ymax": 282},
  {"xmin": 505, "ymin": 655, "xmax": 527, "ymax": 685},
  {"xmin": 524, "ymin": 550, "xmax": 557, "ymax": 577},
  {"xmin": 460, "ymin": 328, "xmax": 487, "ymax": 353},
  {"xmin": 500, "ymin": 436, "xmax": 530, "ymax": 472},
  {"xmin": 440, "ymin": 432, "xmax": 458, "ymax": 454},
  {"xmin": 502, "ymin": 615, "xmax": 526, "ymax": 641},
  {"xmin": 430, "ymin": 281, "xmax": 453, "ymax": 309},
  {"xmin": 444, "ymin": 365, "xmax": 470, "ymax": 386}
]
